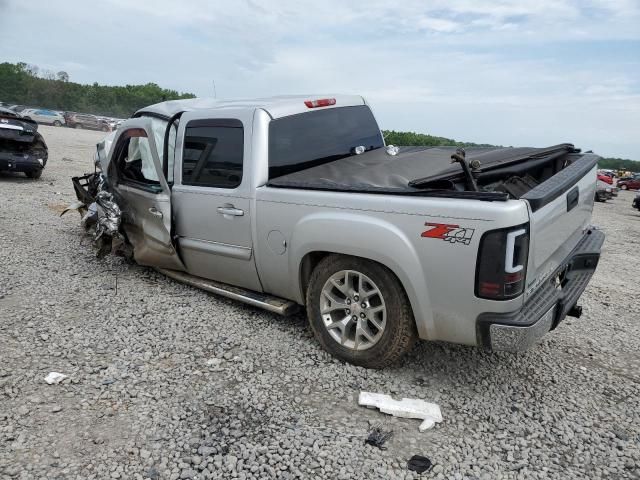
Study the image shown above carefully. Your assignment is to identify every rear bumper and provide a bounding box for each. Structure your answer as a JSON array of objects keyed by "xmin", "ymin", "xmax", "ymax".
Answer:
[
  {"xmin": 476, "ymin": 227, "xmax": 605, "ymax": 351},
  {"xmin": 0, "ymin": 151, "xmax": 44, "ymax": 173}
]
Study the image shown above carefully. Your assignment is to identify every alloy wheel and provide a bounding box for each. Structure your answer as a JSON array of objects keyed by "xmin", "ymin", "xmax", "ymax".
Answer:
[{"xmin": 320, "ymin": 269, "xmax": 387, "ymax": 351}]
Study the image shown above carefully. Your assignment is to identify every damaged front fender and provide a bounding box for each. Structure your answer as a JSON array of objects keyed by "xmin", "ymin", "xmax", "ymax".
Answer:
[{"xmin": 63, "ymin": 172, "xmax": 130, "ymax": 258}]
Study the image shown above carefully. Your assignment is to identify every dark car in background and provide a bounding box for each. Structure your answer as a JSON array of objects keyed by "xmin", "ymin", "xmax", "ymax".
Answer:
[
  {"xmin": 0, "ymin": 107, "xmax": 48, "ymax": 179},
  {"xmin": 64, "ymin": 112, "xmax": 111, "ymax": 131},
  {"xmin": 633, "ymin": 193, "xmax": 640, "ymax": 211}
]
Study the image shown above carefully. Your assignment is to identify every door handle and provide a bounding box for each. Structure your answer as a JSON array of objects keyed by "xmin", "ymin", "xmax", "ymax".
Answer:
[
  {"xmin": 566, "ymin": 186, "xmax": 579, "ymax": 212},
  {"xmin": 217, "ymin": 204, "xmax": 244, "ymax": 217},
  {"xmin": 148, "ymin": 207, "xmax": 163, "ymax": 218}
]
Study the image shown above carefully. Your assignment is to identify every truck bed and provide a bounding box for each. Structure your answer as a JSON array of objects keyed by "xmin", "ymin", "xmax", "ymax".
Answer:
[{"xmin": 267, "ymin": 143, "xmax": 580, "ymax": 201}]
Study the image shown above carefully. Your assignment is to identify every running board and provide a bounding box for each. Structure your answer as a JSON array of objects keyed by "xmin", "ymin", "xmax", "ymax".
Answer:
[{"xmin": 156, "ymin": 268, "xmax": 300, "ymax": 316}]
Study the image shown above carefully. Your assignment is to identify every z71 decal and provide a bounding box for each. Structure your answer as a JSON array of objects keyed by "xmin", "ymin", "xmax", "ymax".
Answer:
[{"xmin": 421, "ymin": 223, "xmax": 475, "ymax": 245}]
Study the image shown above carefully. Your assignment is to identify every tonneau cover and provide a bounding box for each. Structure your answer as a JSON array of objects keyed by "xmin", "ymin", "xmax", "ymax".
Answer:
[{"xmin": 267, "ymin": 144, "xmax": 575, "ymax": 194}]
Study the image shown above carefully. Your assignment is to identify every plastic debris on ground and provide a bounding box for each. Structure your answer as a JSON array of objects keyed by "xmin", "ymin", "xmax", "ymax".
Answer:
[
  {"xmin": 358, "ymin": 392, "xmax": 442, "ymax": 431},
  {"xmin": 44, "ymin": 372, "xmax": 68, "ymax": 385},
  {"xmin": 407, "ymin": 455, "xmax": 433, "ymax": 473},
  {"xmin": 364, "ymin": 424, "xmax": 393, "ymax": 450}
]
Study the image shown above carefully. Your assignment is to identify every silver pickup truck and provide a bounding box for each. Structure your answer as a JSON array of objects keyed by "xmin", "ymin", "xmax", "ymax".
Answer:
[{"xmin": 70, "ymin": 95, "xmax": 604, "ymax": 368}]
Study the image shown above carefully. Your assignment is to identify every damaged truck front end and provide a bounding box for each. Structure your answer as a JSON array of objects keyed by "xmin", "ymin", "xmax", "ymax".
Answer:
[
  {"xmin": 66, "ymin": 117, "xmax": 185, "ymax": 271},
  {"xmin": 68, "ymin": 171, "xmax": 126, "ymax": 257}
]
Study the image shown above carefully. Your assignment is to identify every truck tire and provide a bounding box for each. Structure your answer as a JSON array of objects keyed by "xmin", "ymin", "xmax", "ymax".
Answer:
[{"xmin": 306, "ymin": 254, "xmax": 416, "ymax": 368}]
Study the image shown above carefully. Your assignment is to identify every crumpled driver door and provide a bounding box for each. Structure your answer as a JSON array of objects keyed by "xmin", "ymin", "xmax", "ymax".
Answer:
[{"xmin": 106, "ymin": 117, "xmax": 186, "ymax": 271}]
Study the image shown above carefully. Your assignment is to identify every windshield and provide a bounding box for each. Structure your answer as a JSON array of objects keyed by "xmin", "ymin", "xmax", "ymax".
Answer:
[{"xmin": 268, "ymin": 105, "xmax": 384, "ymax": 179}]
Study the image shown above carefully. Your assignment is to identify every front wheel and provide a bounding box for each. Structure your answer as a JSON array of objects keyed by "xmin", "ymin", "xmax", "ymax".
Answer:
[{"xmin": 306, "ymin": 254, "xmax": 416, "ymax": 369}]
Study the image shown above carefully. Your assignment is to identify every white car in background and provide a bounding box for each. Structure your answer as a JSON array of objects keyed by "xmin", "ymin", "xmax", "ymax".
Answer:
[{"xmin": 21, "ymin": 109, "xmax": 66, "ymax": 127}]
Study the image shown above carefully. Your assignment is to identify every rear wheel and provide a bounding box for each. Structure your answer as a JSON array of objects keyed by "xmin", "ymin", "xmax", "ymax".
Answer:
[
  {"xmin": 620, "ymin": 184, "xmax": 628, "ymax": 190},
  {"xmin": 53, "ymin": 120, "xmax": 62, "ymax": 127},
  {"xmin": 25, "ymin": 169, "xmax": 42, "ymax": 179},
  {"xmin": 306, "ymin": 254, "xmax": 416, "ymax": 368}
]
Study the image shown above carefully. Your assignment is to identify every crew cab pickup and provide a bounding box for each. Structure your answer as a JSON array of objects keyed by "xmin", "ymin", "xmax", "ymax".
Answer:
[{"xmin": 71, "ymin": 95, "xmax": 604, "ymax": 368}]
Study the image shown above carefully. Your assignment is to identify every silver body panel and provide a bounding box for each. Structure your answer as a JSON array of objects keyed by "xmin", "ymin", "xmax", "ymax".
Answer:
[
  {"xmin": 171, "ymin": 108, "xmax": 262, "ymax": 291},
  {"xmin": 254, "ymin": 187, "xmax": 529, "ymax": 345},
  {"xmin": 107, "ymin": 117, "xmax": 186, "ymax": 271},
  {"xmin": 524, "ymin": 166, "xmax": 597, "ymax": 299}
]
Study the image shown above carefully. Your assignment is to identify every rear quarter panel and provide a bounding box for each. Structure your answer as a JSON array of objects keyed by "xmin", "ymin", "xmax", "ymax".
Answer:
[{"xmin": 254, "ymin": 188, "xmax": 530, "ymax": 345}]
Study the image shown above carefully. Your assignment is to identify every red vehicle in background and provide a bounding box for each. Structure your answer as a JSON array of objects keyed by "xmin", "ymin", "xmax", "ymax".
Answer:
[
  {"xmin": 618, "ymin": 175, "xmax": 640, "ymax": 190},
  {"xmin": 597, "ymin": 173, "xmax": 613, "ymax": 184}
]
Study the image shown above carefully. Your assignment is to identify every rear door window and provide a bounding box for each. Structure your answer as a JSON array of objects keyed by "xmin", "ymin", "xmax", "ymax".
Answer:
[
  {"xmin": 268, "ymin": 105, "xmax": 383, "ymax": 179},
  {"xmin": 181, "ymin": 120, "xmax": 243, "ymax": 188}
]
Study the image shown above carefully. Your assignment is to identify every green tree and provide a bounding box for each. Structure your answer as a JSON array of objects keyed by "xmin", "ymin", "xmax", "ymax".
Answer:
[{"xmin": 0, "ymin": 61, "xmax": 195, "ymax": 117}]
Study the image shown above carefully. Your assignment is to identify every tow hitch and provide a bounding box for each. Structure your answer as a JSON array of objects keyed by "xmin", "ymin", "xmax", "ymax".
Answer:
[{"xmin": 567, "ymin": 304, "xmax": 583, "ymax": 318}]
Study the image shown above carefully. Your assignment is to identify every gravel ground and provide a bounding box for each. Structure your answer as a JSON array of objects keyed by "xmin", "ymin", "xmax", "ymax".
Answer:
[{"xmin": 1, "ymin": 125, "xmax": 639, "ymax": 480}]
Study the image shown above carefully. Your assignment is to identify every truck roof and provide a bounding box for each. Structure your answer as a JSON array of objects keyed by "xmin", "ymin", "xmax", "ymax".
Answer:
[{"xmin": 134, "ymin": 94, "xmax": 366, "ymax": 120}]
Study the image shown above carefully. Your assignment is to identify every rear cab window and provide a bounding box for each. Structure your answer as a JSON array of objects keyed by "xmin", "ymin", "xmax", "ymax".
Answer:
[{"xmin": 268, "ymin": 105, "xmax": 383, "ymax": 179}]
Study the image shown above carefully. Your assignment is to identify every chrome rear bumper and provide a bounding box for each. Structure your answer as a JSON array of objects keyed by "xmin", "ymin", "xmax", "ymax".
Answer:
[{"xmin": 477, "ymin": 228, "xmax": 605, "ymax": 352}]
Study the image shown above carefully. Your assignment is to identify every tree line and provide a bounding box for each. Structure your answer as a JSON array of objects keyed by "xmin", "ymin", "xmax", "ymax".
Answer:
[
  {"xmin": 0, "ymin": 62, "xmax": 195, "ymax": 118},
  {"xmin": 383, "ymin": 130, "xmax": 639, "ymax": 172},
  {"xmin": 382, "ymin": 130, "xmax": 499, "ymax": 149}
]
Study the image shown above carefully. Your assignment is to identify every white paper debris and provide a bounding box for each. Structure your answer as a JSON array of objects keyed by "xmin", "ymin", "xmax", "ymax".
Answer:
[
  {"xmin": 358, "ymin": 392, "xmax": 442, "ymax": 431},
  {"xmin": 44, "ymin": 372, "xmax": 68, "ymax": 385}
]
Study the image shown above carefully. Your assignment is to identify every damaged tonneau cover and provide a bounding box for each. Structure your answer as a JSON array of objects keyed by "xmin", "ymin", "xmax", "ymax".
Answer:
[{"xmin": 267, "ymin": 144, "xmax": 578, "ymax": 197}]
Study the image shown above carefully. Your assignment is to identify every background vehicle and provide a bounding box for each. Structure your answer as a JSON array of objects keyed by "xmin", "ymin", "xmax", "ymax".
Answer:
[
  {"xmin": 595, "ymin": 180, "xmax": 613, "ymax": 202},
  {"xmin": 597, "ymin": 173, "xmax": 613, "ymax": 184},
  {"xmin": 64, "ymin": 112, "xmax": 111, "ymax": 131},
  {"xmin": 633, "ymin": 193, "xmax": 640, "ymax": 211},
  {"xmin": 618, "ymin": 175, "xmax": 640, "ymax": 190},
  {"xmin": 7, "ymin": 105, "xmax": 28, "ymax": 113},
  {"xmin": 0, "ymin": 106, "xmax": 48, "ymax": 178},
  {"xmin": 72, "ymin": 95, "xmax": 604, "ymax": 368},
  {"xmin": 22, "ymin": 108, "xmax": 65, "ymax": 126}
]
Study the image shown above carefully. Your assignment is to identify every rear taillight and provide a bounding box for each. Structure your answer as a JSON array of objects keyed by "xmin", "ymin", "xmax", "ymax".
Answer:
[
  {"xmin": 304, "ymin": 98, "xmax": 336, "ymax": 108},
  {"xmin": 476, "ymin": 225, "xmax": 529, "ymax": 300}
]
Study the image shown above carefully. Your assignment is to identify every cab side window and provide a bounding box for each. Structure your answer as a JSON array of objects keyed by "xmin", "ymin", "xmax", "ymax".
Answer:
[
  {"xmin": 114, "ymin": 128, "xmax": 159, "ymax": 187},
  {"xmin": 182, "ymin": 120, "xmax": 243, "ymax": 188}
]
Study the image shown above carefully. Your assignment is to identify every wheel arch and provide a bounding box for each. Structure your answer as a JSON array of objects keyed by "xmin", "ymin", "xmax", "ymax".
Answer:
[{"xmin": 290, "ymin": 213, "xmax": 434, "ymax": 339}]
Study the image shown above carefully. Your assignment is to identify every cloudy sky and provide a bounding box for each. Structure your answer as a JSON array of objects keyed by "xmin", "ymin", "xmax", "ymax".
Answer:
[{"xmin": 1, "ymin": 0, "xmax": 639, "ymax": 158}]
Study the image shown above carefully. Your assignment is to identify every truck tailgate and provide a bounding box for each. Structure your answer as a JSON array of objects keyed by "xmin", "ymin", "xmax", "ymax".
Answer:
[{"xmin": 522, "ymin": 153, "xmax": 599, "ymax": 298}]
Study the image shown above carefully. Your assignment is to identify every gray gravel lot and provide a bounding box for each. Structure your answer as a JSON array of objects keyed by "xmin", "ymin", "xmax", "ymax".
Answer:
[{"xmin": 1, "ymin": 125, "xmax": 639, "ymax": 480}]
